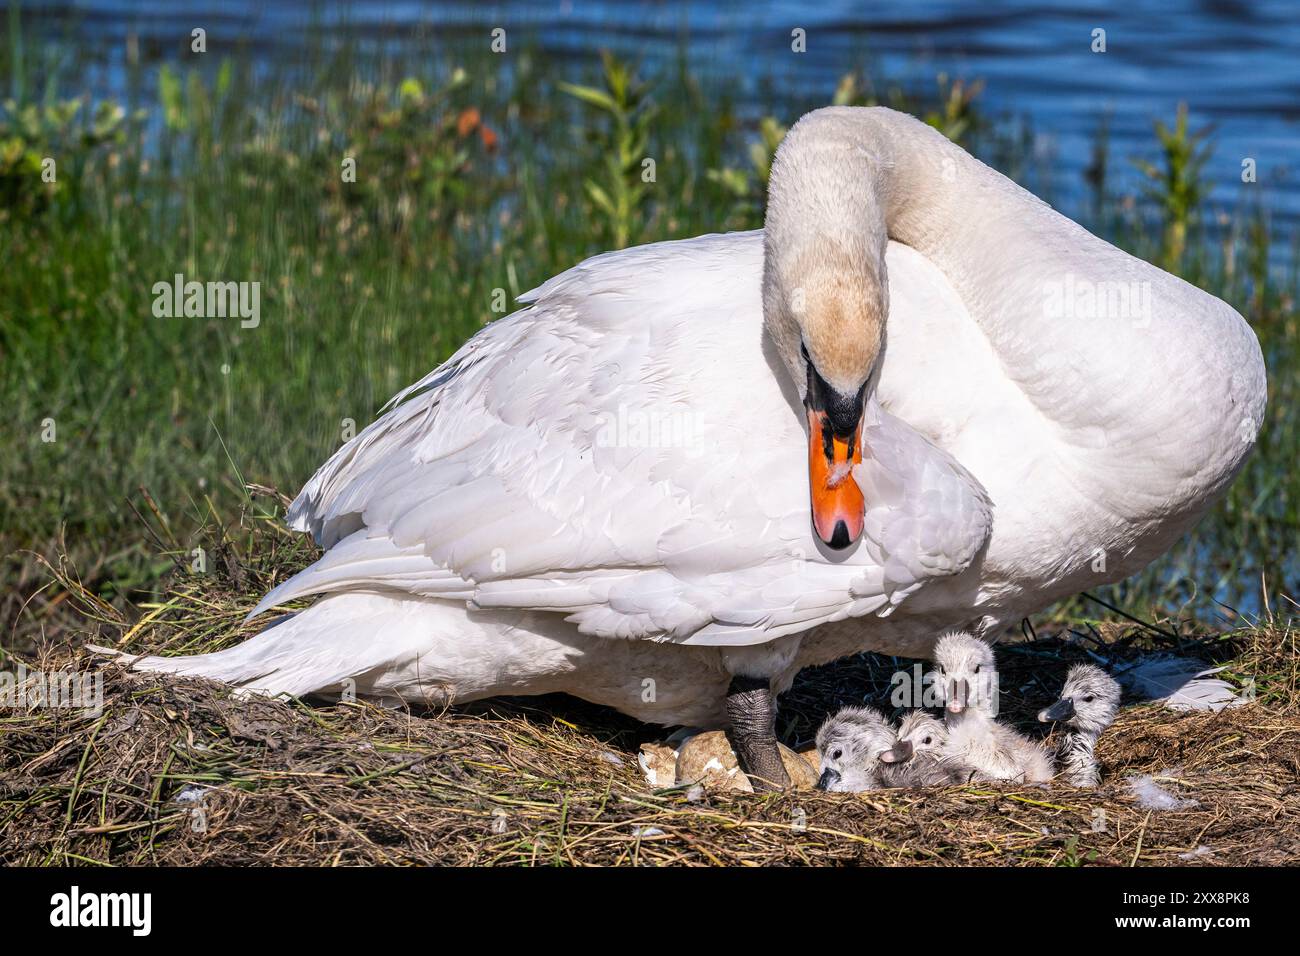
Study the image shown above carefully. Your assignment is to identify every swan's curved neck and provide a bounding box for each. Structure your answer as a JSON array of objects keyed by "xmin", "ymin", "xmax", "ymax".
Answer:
[{"xmin": 765, "ymin": 107, "xmax": 1235, "ymax": 455}]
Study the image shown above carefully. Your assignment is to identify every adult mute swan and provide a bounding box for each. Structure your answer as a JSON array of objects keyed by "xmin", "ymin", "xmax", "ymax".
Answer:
[{"xmin": 116, "ymin": 106, "xmax": 1265, "ymax": 789}]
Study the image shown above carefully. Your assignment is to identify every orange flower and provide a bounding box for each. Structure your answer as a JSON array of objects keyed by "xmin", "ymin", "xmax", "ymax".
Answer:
[{"xmin": 456, "ymin": 108, "xmax": 481, "ymax": 138}]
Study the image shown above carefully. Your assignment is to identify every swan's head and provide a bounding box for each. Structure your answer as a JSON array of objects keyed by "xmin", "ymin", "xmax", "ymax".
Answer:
[
  {"xmin": 814, "ymin": 705, "xmax": 894, "ymax": 792},
  {"xmin": 881, "ymin": 710, "xmax": 948, "ymax": 765},
  {"xmin": 762, "ymin": 113, "xmax": 889, "ymax": 550},
  {"xmin": 933, "ymin": 630, "xmax": 998, "ymax": 717},
  {"xmin": 1038, "ymin": 664, "xmax": 1122, "ymax": 736}
]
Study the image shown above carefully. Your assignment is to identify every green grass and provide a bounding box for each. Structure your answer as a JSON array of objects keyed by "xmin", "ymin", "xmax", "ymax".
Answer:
[{"xmin": 1, "ymin": 16, "xmax": 1296, "ymax": 638}]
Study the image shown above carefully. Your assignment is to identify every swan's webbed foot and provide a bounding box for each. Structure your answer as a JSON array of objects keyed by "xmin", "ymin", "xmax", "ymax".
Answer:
[{"xmin": 725, "ymin": 675, "xmax": 791, "ymax": 791}]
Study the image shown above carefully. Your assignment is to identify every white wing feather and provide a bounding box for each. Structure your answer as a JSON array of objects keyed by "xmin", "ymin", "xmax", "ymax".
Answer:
[{"xmin": 255, "ymin": 232, "xmax": 992, "ymax": 646}]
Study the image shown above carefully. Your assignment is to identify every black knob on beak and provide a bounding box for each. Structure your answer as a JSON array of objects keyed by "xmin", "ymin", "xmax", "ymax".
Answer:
[{"xmin": 806, "ymin": 359, "xmax": 868, "ymax": 442}]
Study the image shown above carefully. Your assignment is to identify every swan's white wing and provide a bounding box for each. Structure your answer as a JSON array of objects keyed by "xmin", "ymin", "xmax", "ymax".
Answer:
[{"xmin": 263, "ymin": 232, "xmax": 991, "ymax": 646}]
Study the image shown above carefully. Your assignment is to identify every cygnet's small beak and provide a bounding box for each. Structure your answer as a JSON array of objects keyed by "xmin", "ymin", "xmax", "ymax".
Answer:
[
  {"xmin": 946, "ymin": 678, "xmax": 970, "ymax": 714},
  {"xmin": 816, "ymin": 768, "xmax": 841, "ymax": 791},
  {"xmin": 879, "ymin": 740, "xmax": 914, "ymax": 764},
  {"xmin": 1038, "ymin": 697, "xmax": 1076, "ymax": 723},
  {"xmin": 805, "ymin": 364, "xmax": 867, "ymax": 550}
]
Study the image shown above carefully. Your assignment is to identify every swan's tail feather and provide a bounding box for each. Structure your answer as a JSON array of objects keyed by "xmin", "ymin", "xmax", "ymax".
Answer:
[
  {"xmin": 242, "ymin": 531, "xmax": 467, "ymax": 623},
  {"xmin": 90, "ymin": 592, "xmax": 439, "ymax": 701}
]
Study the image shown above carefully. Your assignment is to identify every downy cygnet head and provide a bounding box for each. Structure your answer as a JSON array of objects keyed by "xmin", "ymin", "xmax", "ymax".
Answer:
[
  {"xmin": 932, "ymin": 630, "xmax": 999, "ymax": 717},
  {"xmin": 814, "ymin": 705, "xmax": 895, "ymax": 792},
  {"xmin": 880, "ymin": 710, "xmax": 949, "ymax": 765},
  {"xmin": 1038, "ymin": 663, "xmax": 1122, "ymax": 736}
]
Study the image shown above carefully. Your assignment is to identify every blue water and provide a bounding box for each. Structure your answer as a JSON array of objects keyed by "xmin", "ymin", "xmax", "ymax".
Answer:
[{"xmin": 19, "ymin": 0, "xmax": 1300, "ymax": 248}]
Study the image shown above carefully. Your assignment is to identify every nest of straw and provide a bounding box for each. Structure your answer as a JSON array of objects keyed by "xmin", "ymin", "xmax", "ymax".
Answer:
[{"xmin": 3, "ymin": 522, "xmax": 1298, "ymax": 866}]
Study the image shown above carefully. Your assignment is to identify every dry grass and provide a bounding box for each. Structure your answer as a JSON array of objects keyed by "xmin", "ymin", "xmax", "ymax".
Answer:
[{"xmin": 2, "ymin": 513, "xmax": 1298, "ymax": 866}]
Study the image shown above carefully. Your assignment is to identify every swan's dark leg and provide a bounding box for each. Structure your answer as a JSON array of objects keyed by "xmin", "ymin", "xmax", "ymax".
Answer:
[{"xmin": 725, "ymin": 676, "xmax": 791, "ymax": 791}]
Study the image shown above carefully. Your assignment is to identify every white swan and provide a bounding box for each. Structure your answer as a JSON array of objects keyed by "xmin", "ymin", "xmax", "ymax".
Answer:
[{"xmin": 116, "ymin": 106, "xmax": 1265, "ymax": 788}]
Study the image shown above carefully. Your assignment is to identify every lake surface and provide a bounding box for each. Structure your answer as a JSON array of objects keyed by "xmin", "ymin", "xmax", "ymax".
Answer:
[{"xmin": 21, "ymin": 0, "xmax": 1300, "ymax": 250}]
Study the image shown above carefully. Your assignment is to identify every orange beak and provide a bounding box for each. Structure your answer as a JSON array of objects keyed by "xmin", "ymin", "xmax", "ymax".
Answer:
[{"xmin": 807, "ymin": 408, "xmax": 865, "ymax": 549}]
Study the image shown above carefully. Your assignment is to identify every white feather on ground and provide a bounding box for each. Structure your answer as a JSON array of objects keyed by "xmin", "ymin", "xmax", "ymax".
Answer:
[
  {"xmin": 1126, "ymin": 772, "xmax": 1199, "ymax": 810},
  {"xmin": 1116, "ymin": 656, "xmax": 1244, "ymax": 712}
]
